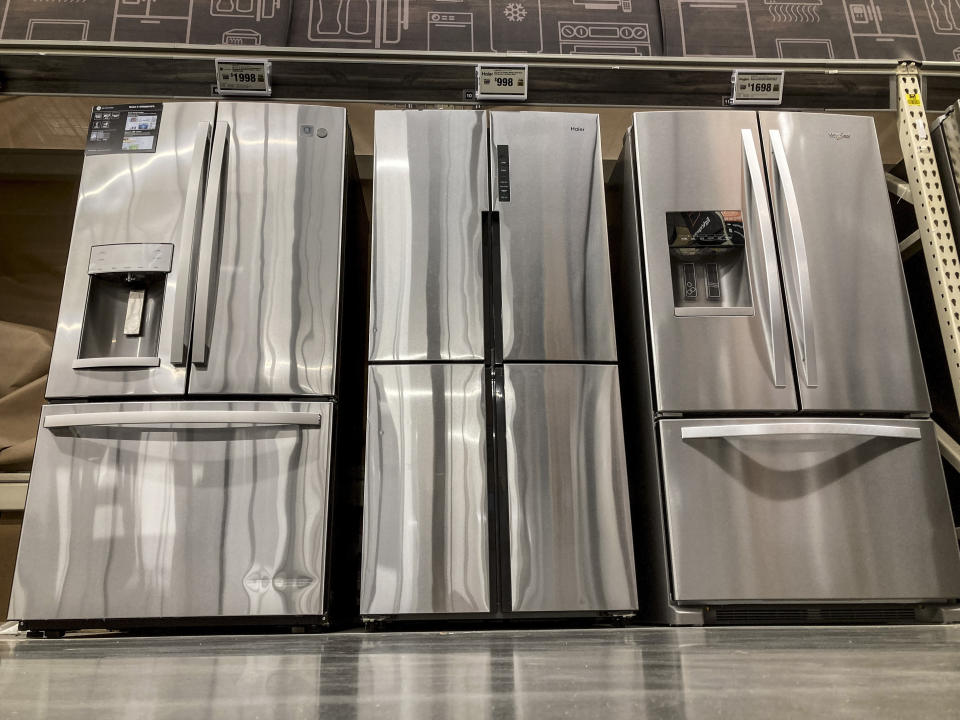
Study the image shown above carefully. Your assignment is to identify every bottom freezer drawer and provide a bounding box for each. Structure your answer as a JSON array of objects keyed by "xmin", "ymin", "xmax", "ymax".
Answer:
[
  {"xmin": 505, "ymin": 364, "xmax": 638, "ymax": 612},
  {"xmin": 361, "ymin": 364, "xmax": 490, "ymax": 615},
  {"xmin": 660, "ymin": 418, "xmax": 960, "ymax": 603},
  {"xmin": 10, "ymin": 400, "xmax": 333, "ymax": 622}
]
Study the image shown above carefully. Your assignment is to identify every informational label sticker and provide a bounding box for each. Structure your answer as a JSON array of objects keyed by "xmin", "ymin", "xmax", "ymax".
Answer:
[
  {"xmin": 729, "ymin": 70, "xmax": 785, "ymax": 106},
  {"xmin": 905, "ymin": 91, "xmax": 923, "ymax": 107},
  {"xmin": 475, "ymin": 64, "xmax": 528, "ymax": 101},
  {"xmin": 85, "ymin": 104, "xmax": 163, "ymax": 156},
  {"xmin": 215, "ymin": 58, "xmax": 272, "ymax": 97}
]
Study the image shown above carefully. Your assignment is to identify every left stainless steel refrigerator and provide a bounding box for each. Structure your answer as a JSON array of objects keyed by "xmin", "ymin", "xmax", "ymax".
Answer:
[{"xmin": 9, "ymin": 101, "xmax": 370, "ymax": 633}]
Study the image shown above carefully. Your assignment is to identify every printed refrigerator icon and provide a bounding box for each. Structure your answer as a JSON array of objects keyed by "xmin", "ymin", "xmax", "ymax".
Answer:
[
  {"xmin": 10, "ymin": 101, "xmax": 367, "ymax": 632},
  {"xmin": 361, "ymin": 109, "xmax": 637, "ymax": 620},
  {"xmin": 612, "ymin": 110, "xmax": 960, "ymax": 625}
]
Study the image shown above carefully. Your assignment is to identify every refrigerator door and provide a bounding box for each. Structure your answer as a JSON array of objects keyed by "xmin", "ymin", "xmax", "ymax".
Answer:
[
  {"xmin": 46, "ymin": 102, "xmax": 217, "ymax": 399},
  {"xmin": 759, "ymin": 111, "xmax": 930, "ymax": 414},
  {"xmin": 630, "ymin": 111, "xmax": 797, "ymax": 413},
  {"xmin": 10, "ymin": 400, "xmax": 333, "ymax": 622},
  {"xmin": 369, "ymin": 110, "xmax": 487, "ymax": 363},
  {"xmin": 362, "ymin": 364, "xmax": 490, "ymax": 615},
  {"xmin": 490, "ymin": 112, "xmax": 617, "ymax": 363},
  {"xmin": 659, "ymin": 418, "xmax": 960, "ymax": 603},
  {"xmin": 189, "ymin": 103, "xmax": 347, "ymax": 397},
  {"xmin": 503, "ymin": 364, "xmax": 637, "ymax": 613}
]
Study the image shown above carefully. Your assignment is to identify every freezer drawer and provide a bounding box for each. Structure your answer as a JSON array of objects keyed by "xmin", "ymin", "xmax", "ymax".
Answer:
[
  {"xmin": 362, "ymin": 364, "xmax": 490, "ymax": 615},
  {"xmin": 504, "ymin": 364, "xmax": 637, "ymax": 612},
  {"xmin": 369, "ymin": 110, "xmax": 487, "ymax": 363},
  {"xmin": 10, "ymin": 400, "xmax": 333, "ymax": 622},
  {"xmin": 758, "ymin": 112, "xmax": 929, "ymax": 414},
  {"xmin": 189, "ymin": 104, "xmax": 348, "ymax": 396},
  {"xmin": 659, "ymin": 418, "xmax": 960, "ymax": 603},
  {"xmin": 490, "ymin": 112, "xmax": 618, "ymax": 363}
]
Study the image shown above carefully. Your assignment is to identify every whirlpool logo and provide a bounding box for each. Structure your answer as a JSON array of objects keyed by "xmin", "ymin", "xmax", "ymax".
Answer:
[{"xmin": 828, "ymin": 131, "xmax": 851, "ymax": 141}]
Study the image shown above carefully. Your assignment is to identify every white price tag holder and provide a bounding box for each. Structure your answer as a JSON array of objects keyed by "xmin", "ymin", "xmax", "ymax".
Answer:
[
  {"xmin": 215, "ymin": 58, "xmax": 272, "ymax": 97},
  {"xmin": 729, "ymin": 70, "xmax": 784, "ymax": 106},
  {"xmin": 475, "ymin": 64, "xmax": 528, "ymax": 101}
]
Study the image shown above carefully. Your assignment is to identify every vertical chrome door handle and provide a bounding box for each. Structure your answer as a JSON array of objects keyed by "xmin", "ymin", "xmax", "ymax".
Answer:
[
  {"xmin": 741, "ymin": 129, "xmax": 788, "ymax": 388},
  {"xmin": 169, "ymin": 122, "xmax": 211, "ymax": 366},
  {"xmin": 770, "ymin": 129, "xmax": 818, "ymax": 388},
  {"xmin": 191, "ymin": 121, "xmax": 229, "ymax": 367}
]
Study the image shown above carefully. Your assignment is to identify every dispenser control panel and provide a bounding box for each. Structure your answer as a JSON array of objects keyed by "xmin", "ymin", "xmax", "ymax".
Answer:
[{"xmin": 88, "ymin": 244, "xmax": 173, "ymax": 276}]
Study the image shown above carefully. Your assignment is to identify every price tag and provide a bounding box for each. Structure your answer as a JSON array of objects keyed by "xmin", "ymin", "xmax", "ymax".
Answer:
[
  {"xmin": 475, "ymin": 64, "xmax": 528, "ymax": 101},
  {"xmin": 215, "ymin": 58, "xmax": 272, "ymax": 97},
  {"xmin": 729, "ymin": 70, "xmax": 784, "ymax": 106}
]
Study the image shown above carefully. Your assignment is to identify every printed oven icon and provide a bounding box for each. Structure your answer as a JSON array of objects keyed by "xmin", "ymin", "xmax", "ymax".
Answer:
[{"xmin": 558, "ymin": 21, "xmax": 651, "ymax": 54}]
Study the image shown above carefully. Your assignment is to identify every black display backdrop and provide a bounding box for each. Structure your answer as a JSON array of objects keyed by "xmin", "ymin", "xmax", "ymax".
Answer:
[{"xmin": 2, "ymin": 1, "xmax": 960, "ymax": 60}]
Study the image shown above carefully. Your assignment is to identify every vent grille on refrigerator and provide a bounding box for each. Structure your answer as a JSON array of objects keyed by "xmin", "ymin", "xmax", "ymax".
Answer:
[{"xmin": 709, "ymin": 605, "xmax": 920, "ymax": 625}]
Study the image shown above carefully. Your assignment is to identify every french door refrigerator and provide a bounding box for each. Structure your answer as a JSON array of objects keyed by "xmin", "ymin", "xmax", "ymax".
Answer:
[
  {"xmin": 613, "ymin": 110, "xmax": 960, "ymax": 625},
  {"xmin": 9, "ymin": 101, "xmax": 368, "ymax": 633},
  {"xmin": 361, "ymin": 109, "xmax": 637, "ymax": 621}
]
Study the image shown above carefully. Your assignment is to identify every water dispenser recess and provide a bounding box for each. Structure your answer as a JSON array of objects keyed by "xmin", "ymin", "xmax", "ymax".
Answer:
[
  {"xmin": 666, "ymin": 210, "xmax": 753, "ymax": 316},
  {"xmin": 75, "ymin": 243, "xmax": 173, "ymax": 369}
]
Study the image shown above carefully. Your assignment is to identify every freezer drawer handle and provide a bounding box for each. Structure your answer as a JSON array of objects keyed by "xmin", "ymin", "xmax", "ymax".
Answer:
[
  {"xmin": 741, "ymin": 129, "xmax": 788, "ymax": 388},
  {"xmin": 72, "ymin": 357, "xmax": 161, "ymax": 369},
  {"xmin": 769, "ymin": 129, "xmax": 818, "ymax": 388},
  {"xmin": 170, "ymin": 121, "xmax": 211, "ymax": 366},
  {"xmin": 191, "ymin": 120, "xmax": 230, "ymax": 367},
  {"xmin": 680, "ymin": 423, "xmax": 921, "ymax": 441},
  {"xmin": 44, "ymin": 411, "xmax": 321, "ymax": 429}
]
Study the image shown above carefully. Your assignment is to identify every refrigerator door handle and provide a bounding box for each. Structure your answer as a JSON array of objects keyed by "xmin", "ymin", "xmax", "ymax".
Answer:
[
  {"xmin": 191, "ymin": 120, "xmax": 230, "ymax": 367},
  {"xmin": 741, "ymin": 129, "xmax": 787, "ymax": 388},
  {"xmin": 769, "ymin": 128, "xmax": 818, "ymax": 388},
  {"xmin": 170, "ymin": 121, "xmax": 211, "ymax": 366},
  {"xmin": 681, "ymin": 423, "xmax": 921, "ymax": 441},
  {"xmin": 44, "ymin": 410, "xmax": 321, "ymax": 429}
]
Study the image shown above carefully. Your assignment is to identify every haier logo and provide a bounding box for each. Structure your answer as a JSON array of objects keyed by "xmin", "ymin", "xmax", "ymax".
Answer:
[
  {"xmin": 570, "ymin": 126, "xmax": 585, "ymax": 132},
  {"xmin": 828, "ymin": 131, "xmax": 851, "ymax": 141}
]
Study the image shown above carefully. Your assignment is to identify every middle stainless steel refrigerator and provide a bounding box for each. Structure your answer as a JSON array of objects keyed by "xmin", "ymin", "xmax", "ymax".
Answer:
[{"xmin": 361, "ymin": 109, "xmax": 638, "ymax": 621}]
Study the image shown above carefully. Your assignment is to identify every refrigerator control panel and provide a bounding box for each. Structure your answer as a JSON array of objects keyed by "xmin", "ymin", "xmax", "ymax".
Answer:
[{"xmin": 667, "ymin": 211, "xmax": 753, "ymax": 316}]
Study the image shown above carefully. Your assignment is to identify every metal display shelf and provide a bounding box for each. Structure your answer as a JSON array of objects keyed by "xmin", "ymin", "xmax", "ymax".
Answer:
[{"xmin": 3, "ymin": 40, "xmax": 960, "ymax": 109}]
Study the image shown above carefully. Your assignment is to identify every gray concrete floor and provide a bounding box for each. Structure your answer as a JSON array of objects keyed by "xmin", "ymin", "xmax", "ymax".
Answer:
[{"xmin": 1, "ymin": 624, "xmax": 960, "ymax": 718}]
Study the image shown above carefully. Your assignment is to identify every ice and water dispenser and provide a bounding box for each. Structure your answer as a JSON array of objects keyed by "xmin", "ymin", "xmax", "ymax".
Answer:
[
  {"xmin": 73, "ymin": 243, "xmax": 172, "ymax": 368},
  {"xmin": 667, "ymin": 210, "xmax": 752, "ymax": 315}
]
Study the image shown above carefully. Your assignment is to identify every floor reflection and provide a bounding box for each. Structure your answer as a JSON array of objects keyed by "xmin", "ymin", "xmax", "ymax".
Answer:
[{"xmin": 1, "ymin": 626, "xmax": 960, "ymax": 719}]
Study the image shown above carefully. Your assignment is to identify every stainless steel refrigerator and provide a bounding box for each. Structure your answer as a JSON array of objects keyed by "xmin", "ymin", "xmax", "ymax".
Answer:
[
  {"xmin": 361, "ymin": 109, "xmax": 637, "ymax": 621},
  {"xmin": 613, "ymin": 110, "xmax": 960, "ymax": 625},
  {"xmin": 9, "ymin": 101, "xmax": 368, "ymax": 633}
]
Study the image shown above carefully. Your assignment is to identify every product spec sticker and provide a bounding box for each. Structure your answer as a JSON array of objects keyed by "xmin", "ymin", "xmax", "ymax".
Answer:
[
  {"xmin": 475, "ymin": 64, "xmax": 528, "ymax": 101},
  {"xmin": 85, "ymin": 104, "xmax": 163, "ymax": 155},
  {"xmin": 729, "ymin": 70, "xmax": 785, "ymax": 105},
  {"xmin": 215, "ymin": 58, "xmax": 272, "ymax": 97}
]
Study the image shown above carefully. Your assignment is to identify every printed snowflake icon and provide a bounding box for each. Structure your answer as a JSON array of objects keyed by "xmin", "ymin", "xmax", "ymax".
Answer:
[{"xmin": 503, "ymin": 2, "xmax": 528, "ymax": 22}]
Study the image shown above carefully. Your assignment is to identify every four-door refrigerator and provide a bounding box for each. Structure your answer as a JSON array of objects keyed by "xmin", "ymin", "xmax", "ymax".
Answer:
[
  {"xmin": 361, "ymin": 109, "xmax": 638, "ymax": 621},
  {"xmin": 9, "ymin": 101, "xmax": 368, "ymax": 633},
  {"xmin": 613, "ymin": 110, "xmax": 960, "ymax": 625}
]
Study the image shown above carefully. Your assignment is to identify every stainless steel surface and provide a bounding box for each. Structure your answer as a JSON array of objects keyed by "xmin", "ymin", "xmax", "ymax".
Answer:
[
  {"xmin": 768, "ymin": 128, "xmax": 818, "ymax": 390},
  {"xmin": 741, "ymin": 128, "xmax": 787, "ymax": 389},
  {"xmin": 169, "ymin": 121, "xmax": 210, "ymax": 366},
  {"xmin": 491, "ymin": 111, "xmax": 617, "ymax": 363},
  {"xmin": 43, "ymin": 410, "xmax": 322, "ymax": 428},
  {"xmin": 630, "ymin": 111, "xmax": 797, "ymax": 413},
  {"xmin": 503, "ymin": 364, "xmax": 636, "ymax": 612},
  {"xmin": 362, "ymin": 364, "xmax": 490, "ymax": 615},
  {"xmin": 659, "ymin": 417, "xmax": 960, "ymax": 603},
  {"xmin": 679, "ymin": 422, "xmax": 922, "ymax": 440},
  {"xmin": 10, "ymin": 400, "xmax": 333, "ymax": 622},
  {"xmin": 45, "ymin": 101, "xmax": 217, "ymax": 399},
  {"xmin": 70, "ymin": 357, "xmax": 160, "ymax": 369},
  {"xmin": 369, "ymin": 110, "xmax": 486, "ymax": 363},
  {"xmin": 758, "ymin": 111, "xmax": 930, "ymax": 414},
  {"xmin": 189, "ymin": 119, "xmax": 228, "ymax": 369},
  {"xmin": 5, "ymin": 627, "xmax": 960, "ymax": 718},
  {"xmin": 189, "ymin": 103, "xmax": 347, "ymax": 397}
]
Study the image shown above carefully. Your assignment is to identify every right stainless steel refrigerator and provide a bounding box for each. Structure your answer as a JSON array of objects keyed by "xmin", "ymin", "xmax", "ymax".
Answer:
[
  {"xmin": 362, "ymin": 109, "xmax": 637, "ymax": 622},
  {"xmin": 614, "ymin": 110, "xmax": 960, "ymax": 625}
]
